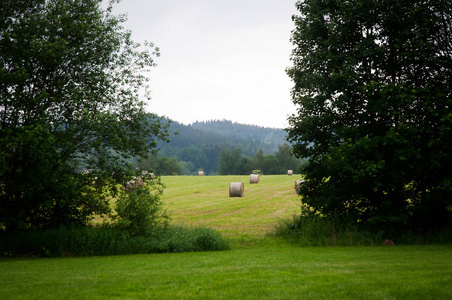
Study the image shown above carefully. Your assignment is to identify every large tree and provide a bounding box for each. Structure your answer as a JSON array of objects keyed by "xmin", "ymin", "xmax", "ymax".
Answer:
[
  {"xmin": 287, "ymin": 0, "xmax": 452, "ymax": 236},
  {"xmin": 0, "ymin": 0, "xmax": 168, "ymax": 232}
]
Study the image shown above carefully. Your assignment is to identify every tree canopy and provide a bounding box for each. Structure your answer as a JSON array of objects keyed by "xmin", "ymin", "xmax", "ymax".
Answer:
[
  {"xmin": 287, "ymin": 0, "xmax": 452, "ymax": 236},
  {"xmin": 0, "ymin": 0, "xmax": 168, "ymax": 232}
]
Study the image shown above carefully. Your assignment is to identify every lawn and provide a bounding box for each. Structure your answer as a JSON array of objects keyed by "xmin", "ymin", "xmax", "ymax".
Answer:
[{"xmin": 1, "ymin": 175, "xmax": 451, "ymax": 299}]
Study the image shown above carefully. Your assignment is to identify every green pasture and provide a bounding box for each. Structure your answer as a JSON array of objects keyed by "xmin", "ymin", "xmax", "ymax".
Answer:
[{"xmin": 1, "ymin": 175, "xmax": 451, "ymax": 299}]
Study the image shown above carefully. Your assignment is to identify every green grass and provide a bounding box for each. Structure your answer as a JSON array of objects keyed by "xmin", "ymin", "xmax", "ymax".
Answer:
[
  {"xmin": 1, "ymin": 175, "xmax": 451, "ymax": 299},
  {"xmin": 1, "ymin": 245, "xmax": 451, "ymax": 299}
]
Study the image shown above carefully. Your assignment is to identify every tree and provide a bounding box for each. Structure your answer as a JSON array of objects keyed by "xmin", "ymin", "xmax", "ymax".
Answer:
[
  {"xmin": 275, "ymin": 143, "xmax": 302, "ymax": 173},
  {"xmin": 134, "ymin": 155, "xmax": 182, "ymax": 176},
  {"xmin": 244, "ymin": 149, "xmax": 265, "ymax": 173},
  {"xmin": 115, "ymin": 173, "xmax": 168, "ymax": 236},
  {"xmin": 262, "ymin": 154, "xmax": 283, "ymax": 175},
  {"xmin": 179, "ymin": 145, "xmax": 208, "ymax": 173},
  {"xmin": 0, "ymin": 0, "xmax": 168, "ymax": 232},
  {"xmin": 218, "ymin": 148, "xmax": 247, "ymax": 175},
  {"xmin": 154, "ymin": 156, "xmax": 182, "ymax": 175},
  {"xmin": 287, "ymin": 0, "xmax": 452, "ymax": 236}
]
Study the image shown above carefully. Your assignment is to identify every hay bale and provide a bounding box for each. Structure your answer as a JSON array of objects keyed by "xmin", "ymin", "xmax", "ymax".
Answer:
[
  {"xmin": 294, "ymin": 180, "xmax": 305, "ymax": 193},
  {"xmin": 250, "ymin": 174, "xmax": 260, "ymax": 184},
  {"xmin": 198, "ymin": 171, "xmax": 204, "ymax": 176},
  {"xmin": 287, "ymin": 170, "xmax": 293, "ymax": 176},
  {"xmin": 229, "ymin": 182, "xmax": 244, "ymax": 197}
]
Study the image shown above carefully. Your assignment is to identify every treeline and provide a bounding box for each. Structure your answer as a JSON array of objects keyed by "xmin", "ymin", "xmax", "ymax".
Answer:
[
  {"xmin": 134, "ymin": 143, "xmax": 303, "ymax": 176},
  {"xmin": 218, "ymin": 144, "xmax": 303, "ymax": 175},
  {"xmin": 132, "ymin": 120, "xmax": 302, "ymax": 175}
]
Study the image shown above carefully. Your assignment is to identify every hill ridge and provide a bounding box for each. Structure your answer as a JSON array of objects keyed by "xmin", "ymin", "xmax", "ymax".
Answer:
[{"xmin": 153, "ymin": 118, "xmax": 289, "ymax": 174}]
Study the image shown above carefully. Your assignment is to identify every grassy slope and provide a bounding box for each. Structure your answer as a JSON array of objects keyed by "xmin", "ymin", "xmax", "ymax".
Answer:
[
  {"xmin": 161, "ymin": 175, "xmax": 300, "ymax": 242},
  {"xmin": 1, "ymin": 175, "xmax": 451, "ymax": 299}
]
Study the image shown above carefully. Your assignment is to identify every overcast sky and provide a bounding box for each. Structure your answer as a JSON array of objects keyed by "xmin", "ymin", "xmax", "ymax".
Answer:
[{"xmin": 111, "ymin": 0, "xmax": 299, "ymax": 128}]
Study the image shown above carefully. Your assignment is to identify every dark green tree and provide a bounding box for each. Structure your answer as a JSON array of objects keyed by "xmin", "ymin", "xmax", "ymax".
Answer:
[
  {"xmin": 134, "ymin": 155, "xmax": 182, "ymax": 176},
  {"xmin": 275, "ymin": 143, "xmax": 301, "ymax": 173},
  {"xmin": 0, "ymin": 0, "xmax": 168, "ymax": 232},
  {"xmin": 179, "ymin": 145, "xmax": 208, "ymax": 173},
  {"xmin": 218, "ymin": 148, "xmax": 247, "ymax": 175},
  {"xmin": 287, "ymin": 0, "xmax": 452, "ymax": 236},
  {"xmin": 153, "ymin": 156, "xmax": 182, "ymax": 175},
  {"xmin": 244, "ymin": 149, "xmax": 265, "ymax": 173},
  {"xmin": 262, "ymin": 154, "xmax": 283, "ymax": 175}
]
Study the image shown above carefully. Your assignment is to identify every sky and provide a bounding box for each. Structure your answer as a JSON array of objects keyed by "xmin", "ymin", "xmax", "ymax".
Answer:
[{"xmin": 111, "ymin": 0, "xmax": 299, "ymax": 129}]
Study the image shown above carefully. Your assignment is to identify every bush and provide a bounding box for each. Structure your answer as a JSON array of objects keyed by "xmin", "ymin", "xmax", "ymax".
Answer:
[
  {"xmin": 271, "ymin": 214, "xmax": 383, "ymax": 246},
  {"xmin": 157, "ymin": 226, "xmax": 231, "ymax": 253},
  {"xmin": 271, "ymin": 214, "xmax": 452, "ymax": 246},
  {"xmin": 114, "ymin": 174, "xmax": 169, "ymax": 236}
]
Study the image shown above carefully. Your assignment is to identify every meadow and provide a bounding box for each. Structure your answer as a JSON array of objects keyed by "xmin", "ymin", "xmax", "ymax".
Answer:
[
  {"xmin": 1, "ymin": 175, "xmax": 451, "ymax": 299},
  {"xmin": 160, "ymin": 175, "xmax": 300, "ymax": 244}
]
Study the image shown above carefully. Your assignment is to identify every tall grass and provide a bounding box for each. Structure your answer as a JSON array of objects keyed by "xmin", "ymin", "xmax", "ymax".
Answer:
[
  {"xmin": 270, "ymin": 214, "xmax": 382, "ymax": 246},
  {"xmin": 271, "ymin": 213, "xmax": 452, "ymax": 246},
  {"xmin": 0, "ymin": 225, "xmax": 230, "ymax": 258}
]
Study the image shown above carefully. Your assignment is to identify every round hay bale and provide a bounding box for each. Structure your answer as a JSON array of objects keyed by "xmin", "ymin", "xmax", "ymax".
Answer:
[
  {"xmin": 198, "ymin": 171, "xmax": 204, "ymax": 176},
  {"xmin": 250, "ymin": 174, "xmax": 260, "ymax": 184},
  {"xmin": 294, "ymin": 180, "xmax": 305, "ymax": 193},
  {"xmin": 287, "ymin": 170, "xmax": 293, "ymax": 176},
  {"xmin": 229, "ymin": 182, "xmax": 244, "ymax": 197}
]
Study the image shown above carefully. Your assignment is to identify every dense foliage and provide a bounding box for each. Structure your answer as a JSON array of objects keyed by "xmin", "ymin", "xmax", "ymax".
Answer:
[
  {"xmin": 0, "ymin": 0, "xmax": 168, "ymax": 232},
  {"xmin": 287, "ymin": 0, "xmax": 452, "ymax": 237},
  {"xmin": 135, "ymin": 154, "xmax": 184, "ymax": 176},
  {"xmin": 114, "ymin": 173, "xmax": 169, "ymax": 236}
]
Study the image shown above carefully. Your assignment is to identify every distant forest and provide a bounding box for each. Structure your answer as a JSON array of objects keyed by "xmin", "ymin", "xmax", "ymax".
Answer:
[{"xmin": 132, "ymin": 120, "xmax": 304, "ymax": 175}]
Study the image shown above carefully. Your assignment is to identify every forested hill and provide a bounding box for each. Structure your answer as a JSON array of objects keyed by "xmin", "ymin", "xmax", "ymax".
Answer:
[
  {"xmin": 158, "ymin": 119, "xmax": 287, "ymax": 155},
  {"xmin": 149, "ymin": 119, "xmax": 289, "ymax": 175},
  {"xmin": 190, "ymin": 120, "xmax": 286, "ymax": 146}
]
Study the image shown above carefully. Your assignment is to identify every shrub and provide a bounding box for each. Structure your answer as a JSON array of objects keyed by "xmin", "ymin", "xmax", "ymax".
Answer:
[
  {"xmin": 271, "ymin": 214, "xmax": 382, "ymax": 246},
  {"xmin": 114, "ymin": 174, "xmax": 169, "ymax": 236},
  {"xmin": 159, "ymin": 226, "xmax": 231, "ymax": 253},
  {"xmin": 271, "ymin": 213, "xmax": 452, "ymax": 246}
]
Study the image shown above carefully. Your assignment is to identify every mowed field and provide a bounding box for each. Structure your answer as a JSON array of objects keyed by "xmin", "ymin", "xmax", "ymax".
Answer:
[
  {"xmin": 1, "ymin": 175, "xmax": 451, "ymax": 299},
  {"xmin": 160, "ymin": 175, "xmax": 301, "ymax": 241}
]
